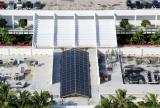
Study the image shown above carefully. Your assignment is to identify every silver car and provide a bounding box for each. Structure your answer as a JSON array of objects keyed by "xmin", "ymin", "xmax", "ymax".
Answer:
[
  {"xmin": 7, "ymin": 1, "xmax": 15, "ymax": 10},
  {"xmin": 16, "ymin": 0, "xmax": 23, "ymax": 9}
]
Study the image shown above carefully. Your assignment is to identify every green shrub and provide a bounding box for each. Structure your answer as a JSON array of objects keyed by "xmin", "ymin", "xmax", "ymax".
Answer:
[
  {"xmin": 120, "ymin": 19, "xmax": 133, "ymax": 30},
  {"xmin": 19, "ymin": 19, "xmax": 27, "ymax": 28},
  {"xmin": 120, "ymin": 19, "xmax": 129, "ymax": 29},
  {"xmin": 141, "ymin": 19, "xmax": 151, "ymax": 28},
  {"xmin": 0, "ymin": 18, "xmax": 7, "ymax": 28},
  {"xmin": 3, "ymin": 35, "xmax": 15, "ymax": 44},
  {"xmin": 126, "ymin": 24, "xmax": 133, "ymax": 30},
  {"xmin": 95, "ymin": 105, "xmax": 101, "ymax": 108},
  {"xmin": 130, "ymin": 30, "xmax": 144, "ymax": 44},
  {"xmin": 148, "ymin": 31, "xmax": 160, "ymax": 44},
  {"xmin": 0, "ymin": 28, "xmax": 8, "ymax": 36}
]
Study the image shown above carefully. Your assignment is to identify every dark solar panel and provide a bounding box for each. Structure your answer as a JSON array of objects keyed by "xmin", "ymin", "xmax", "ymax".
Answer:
[{"xmin": 60, "ymin": 49, "xmax": 91, "ymax": 98}]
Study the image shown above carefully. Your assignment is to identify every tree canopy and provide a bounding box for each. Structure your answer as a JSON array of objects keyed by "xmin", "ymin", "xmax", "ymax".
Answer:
[
  {"xmin": 19, "ymin": 19, "xmax": 27, "ymax": 28},
  {"xmin": 120, "ymin": 19, "xmax": 133, "ymax": 30},
  {"xmin": 0, "ymin": 83, "xmax": 56, "ymax": 108},
  {"xmin": 141, "ymin": 19, "xmax": 151, "ymax": 28},
  {"xmin": 0, "ymin": 18, "xmax": 7, "ymax": 28},
  {"xmin": 95, "ymin": 89, "xmax": 160, "ymax": 108}
]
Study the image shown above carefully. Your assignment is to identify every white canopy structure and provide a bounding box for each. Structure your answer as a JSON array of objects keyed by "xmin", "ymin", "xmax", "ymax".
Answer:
[
  {"xmin": 33, "ymin": 11, "xmax": 117, "ymax": 48},
  {"xmin": 1, "ymin": 10, "xmax": 160, "ymax": 48},
  {"xmin": 35, "ymin": 16, "xmax": 54, "ymax": 47},
  {"xmin": 56, "ymin": 16, "xmax": 75, "ymax": 47}
]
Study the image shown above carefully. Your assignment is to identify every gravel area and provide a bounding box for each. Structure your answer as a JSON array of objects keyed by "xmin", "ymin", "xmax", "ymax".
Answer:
[{"xmin": 41, "ymin": 0, "xmax": 127, "ymax": 10}]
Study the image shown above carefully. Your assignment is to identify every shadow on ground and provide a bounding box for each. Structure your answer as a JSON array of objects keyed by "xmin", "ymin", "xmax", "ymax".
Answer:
[{"xmin": 52, "ymin": 52, "xmax": 62, "ymax": 84}]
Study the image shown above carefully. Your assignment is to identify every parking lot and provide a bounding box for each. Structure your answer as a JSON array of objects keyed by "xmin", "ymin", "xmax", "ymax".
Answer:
[
  {"xmin": 127, "ymin": 0, "xmax": 160, "ymax": 9},
  {"xmin": 1, "ymin": 0, "xmax": 160, "ymax": 10},
  {"xmin": 0, "ymin": 0, "xmax": 45, "ymax": 10},
  {"xmin": 0, "ymin": 0, "xmax": 128, "ymax": 10}
]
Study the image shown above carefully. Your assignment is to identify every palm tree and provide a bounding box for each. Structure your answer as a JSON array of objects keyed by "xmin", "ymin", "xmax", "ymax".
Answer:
[
  {"xmin": 148, "ymin": 31, "xmax": 160, "ymax": 45},
  {"xmin": 31, "ymin": 91, "xmax": 55, "ymax": 108},
  {"xmin": 120, "ymin": 19, "xmax": 133, "ymax": 30},
  {"xmin": 142, "ymin": 93, "xmax": 160, "ymax": 108},
  {"xmin": 137, "ymin": 100, "xmax": 149, "ymax": 108},
  {"xmin": 0, "ymin": 83, "xmax": 17, "ymax": 108},
  {"xmin": 0, "ymin": 84, "xmax": 57, "ymax": 108},
  {"xmin": 109, "ymin": 89, "xmax": 137, "ymax": 108},
  {"xmin": 101, "ymin": 98, "xmax": 113, "ymax": 108},
  {"xmin": 14, "ymin": 90, "xmax": 32, "ymax": 108},
  {"xmin": 94, "ymin": 97, "xmax": 114, "ymax": 108},
  {"xmin": 141, "ymin": 19, "xmax": 151, "ymax": 28}
]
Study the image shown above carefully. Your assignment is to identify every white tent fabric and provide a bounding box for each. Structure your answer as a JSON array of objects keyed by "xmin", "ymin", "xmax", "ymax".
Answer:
[
  {"xmin": 98, "ymin": 19, "xmax": 117, "ymax": 47},
  {"xmin": 77, "ymin": 19, "xmax": 97, "ymax": 47},
  {"xmin": 36, "ymin": 17, "xmax": 54, "ymax": 47},
  {"xmin": 57, "ymin": 19, "xmax": 75, "ymax": 47},
  {"xmin": 34, "ymin": 13, "xmax": 117, "ymax": 48}
]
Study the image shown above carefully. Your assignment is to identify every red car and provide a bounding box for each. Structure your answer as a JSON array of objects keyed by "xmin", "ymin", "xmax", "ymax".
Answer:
[{"xmin": 0, "ymin": 1, "xmax": 6, "ymax": 9}]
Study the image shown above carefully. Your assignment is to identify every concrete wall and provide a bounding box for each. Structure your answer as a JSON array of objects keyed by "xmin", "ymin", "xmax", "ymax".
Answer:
[
  {"xmin": 1, "ymin": 47, "xmax": 160, "ymax": 57},
  {"xmin": 0, "ymin": 47, "xmax": 53, "ymax": 56},
  {"xmin": 120, "ymin": 47, "xmax": 160, "ymax": 57},
  {"xmin": 116, "ymin": 15, "xmax": 135, "ymax": 26},
  {"xmin": 98, "ymin": 47, "xmax": 160, "ymax": 57}
]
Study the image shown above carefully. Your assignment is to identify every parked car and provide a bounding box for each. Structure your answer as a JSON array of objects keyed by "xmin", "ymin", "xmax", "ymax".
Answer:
[
  {"xmin": 126, "ymin": 0, "xmax": 132, "ymax": 7},
  {"xmin": 25, "ymin": 1, "xmax": 33, "ymax": 9},
  {"xmin": 126, "ymin": 0, "xmax": 136, "ymax": 9},
  {"xmin": 9, "ymin": 81, "xmax": 27, "ymax": 88},
  {"xmin": 152, "ymin": 0, "xmax": 160, "ymax": 8},
  {"xmin": 7, "ymin": 1, "xmax": 15, "ymax": 10},
  {"xmin": 130, "ymin": 3, "xmax": 136, "ymax": 9},
  {"xmin": 143, "ymin": 2, "xmax": 152, "ymax": 9},
  {"xmin": 135, "ymin": 1, "xmax": 143, "ymax": 9},
  {"xmin": 16, "ymin": 0, "xmax": 23, "ymax": 9},
  {"xmin": 34, "ymin": 1, "xmax": 42, "ymax": 9},
  {"xmin": 0, "ymin": 60, "xmax": 3, "ymax": 66},
  {"xmin": 0, "ymin": 1, "xmax": 6, "ymax": 9}
]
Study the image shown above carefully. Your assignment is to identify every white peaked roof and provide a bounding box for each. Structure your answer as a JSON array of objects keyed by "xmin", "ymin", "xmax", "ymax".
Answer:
[{"xmin": 33, "ymin": 11, "xmax": 117, "ymax": 48}]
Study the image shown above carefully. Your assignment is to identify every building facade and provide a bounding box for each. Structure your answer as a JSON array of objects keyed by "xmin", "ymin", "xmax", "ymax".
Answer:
[{"xmin": 1, "ymin": 10, "xmax": 160, "ymax": 48}]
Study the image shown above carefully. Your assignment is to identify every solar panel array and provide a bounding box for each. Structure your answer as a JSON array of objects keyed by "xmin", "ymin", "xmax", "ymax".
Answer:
[{"xmin": 60, "ymin": 49, "xmax": 91, "ymax": 98}]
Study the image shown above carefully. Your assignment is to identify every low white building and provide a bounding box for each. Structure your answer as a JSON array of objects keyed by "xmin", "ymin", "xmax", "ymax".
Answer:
[
  {"xmin": 1, "ymin": 10, "xmax": 160, "ymax": 48},
  {"xmin": 1, "ymin": 10, "xmax": 160, "ymax": 107}
]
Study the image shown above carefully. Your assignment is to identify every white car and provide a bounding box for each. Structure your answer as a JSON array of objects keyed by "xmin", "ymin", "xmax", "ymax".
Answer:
[
  {"xmin": 9, "ymin": 81, "xmax": 27, "ymax": 88},
  {"xmin": 7, "ymin": 1, "xmax": 15, "ymax": 10},
  {"xmin": 16, "ymin": 0, "xmax": 23, "ymax": 9}
]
